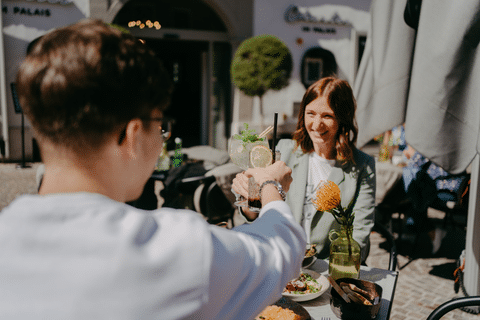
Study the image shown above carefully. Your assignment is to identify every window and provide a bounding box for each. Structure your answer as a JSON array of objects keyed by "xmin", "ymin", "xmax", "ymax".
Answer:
[
  {"xmin": 351, "ymin": 29, "xmax": 367, "ymax": 82},
  {"xmin": 304, "ymin": 57, "xmax": 324, "ymax": 86},
  {"xmin": 300, "ymin": 47, "xmax": 337, "ymax": 89}
]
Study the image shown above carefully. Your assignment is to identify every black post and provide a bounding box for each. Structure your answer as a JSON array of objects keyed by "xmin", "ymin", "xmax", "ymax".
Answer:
[
  {"xmin": 11, "ymin": 82, "xmax": 30, "ymax": 169},
  {"xmin": 272, "ymin": 113, "xmax": 278, "ymax": 162},
  {"xmin": 16, "ymin": 111, "xmax": 31, "ymax": 169},
  {"xmin": 0, "ymin": 138, "xmax": 5, "ymax": 162}
]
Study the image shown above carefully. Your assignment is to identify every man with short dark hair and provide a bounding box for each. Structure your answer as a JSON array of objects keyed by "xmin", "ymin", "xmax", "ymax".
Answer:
[{"xmin": 0, "ymin": 19, "xmax": 305, "ymax": 319}]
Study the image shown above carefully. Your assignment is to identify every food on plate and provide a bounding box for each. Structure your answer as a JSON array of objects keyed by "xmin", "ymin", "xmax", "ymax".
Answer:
[
  {"xmin": 255, "ymin": 297, "xmax": 311, "ymax": 320},
  {"xmin": 304, "ymin": 244, "xmax": 317, "ymax": 258},
  {"xmin": 284, "ymin": 272, "xmax": 321, "ymax": 294},
  {"xmin": 339, "ymin": 281, "xmax": 375, "ymax": 305},
  {"xmin": 340, "ymin": 282, "xmax": 375, "ymax": 300},
  {"xmin": 328, "ymin": 276, "xmax": 351, "ymax": 303},
  {"xmin": 255, "ymin": 306, "xmax": 301, "ymax": 320}
]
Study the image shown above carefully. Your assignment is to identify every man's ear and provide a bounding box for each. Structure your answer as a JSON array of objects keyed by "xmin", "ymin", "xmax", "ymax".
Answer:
[{"xmin": 120, "ymin": 119, "xmax": 143, "ymax": 159}]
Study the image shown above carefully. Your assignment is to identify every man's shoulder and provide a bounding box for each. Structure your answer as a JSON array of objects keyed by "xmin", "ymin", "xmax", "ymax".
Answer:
[
  {"xmin": 1, "ymin": 194, "xmax": 213, "ymax": 267},
  {"xmin": 0, "ymin": 196, "xmax": 213, "ymax": 319},
  {"xmin": 1, "ymin": 193, "xmax": 209, "ymax": 236}
]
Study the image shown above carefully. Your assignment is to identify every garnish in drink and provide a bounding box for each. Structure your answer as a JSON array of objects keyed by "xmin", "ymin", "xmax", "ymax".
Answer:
[{"xmin": 233, "ymin": 123, "xmax": 265, "ymax": 146}]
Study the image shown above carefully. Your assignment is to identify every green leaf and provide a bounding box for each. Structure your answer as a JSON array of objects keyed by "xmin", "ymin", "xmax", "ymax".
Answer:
[
  {"xmin": 233, "ymin": 123, "xmax": 265, "ymax": 146},
  {"xmin": 328, "ymin": 203, "xmax": 355, "ymax": 226}
]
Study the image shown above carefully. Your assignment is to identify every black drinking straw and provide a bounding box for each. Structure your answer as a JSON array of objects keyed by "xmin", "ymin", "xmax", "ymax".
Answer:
[{"xmin": 272, "ymin": 113, "xmax": 278, "ymax": 162}]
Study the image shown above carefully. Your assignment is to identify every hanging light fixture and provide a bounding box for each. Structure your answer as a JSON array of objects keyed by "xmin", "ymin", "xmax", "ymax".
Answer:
[{"xmin": 127, "ymin": 20, "xmax": 162, "ymax": 30}]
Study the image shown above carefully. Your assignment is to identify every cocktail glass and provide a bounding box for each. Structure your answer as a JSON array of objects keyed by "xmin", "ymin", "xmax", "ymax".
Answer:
[
  {"xmin": 228, "ymin": 133, "xmax": 271, "ymax": 212},
  {"xmin": 228, "ymin": 138, "xmax": 270, "ymax": 170}
]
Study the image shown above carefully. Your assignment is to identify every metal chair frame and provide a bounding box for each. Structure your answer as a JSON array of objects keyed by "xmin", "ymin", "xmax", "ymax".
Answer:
[
  {"xmin": 372, "ymin": 222, "xmax": 398, "ymax": 271},
  {"xmin": 426, "ymin": 296, "xmax": 480, "ymax": 320},
  {"xmin": 181, "ymin": 175, "xmax": 235, "ymax": 226}
]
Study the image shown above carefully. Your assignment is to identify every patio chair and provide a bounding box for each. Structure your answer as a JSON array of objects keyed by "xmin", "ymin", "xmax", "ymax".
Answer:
[
  {"xmin": 426, "ymin": 296, "xmax": 480, "ymax": 320},
  {"xmin": 173, "ymin": 174, "xmax": 235, "ymax": 226},
  {"xmin": 430, "ymin": 173, "xmax": 471, "ymax": 229},
  {"xmin": 396, "ymin": 171, "xmax": 470, "ymax": 269},
  {"xmin": 377, "ymin": 168, "xmax": 470, "ymax": 266},
  {"xmin": 193, "ymin": 175, "xmax": 236, "ymax": 226},
  {"xmin": 372, "ymin": 222, "xmax": 398, "ymax": 271}
]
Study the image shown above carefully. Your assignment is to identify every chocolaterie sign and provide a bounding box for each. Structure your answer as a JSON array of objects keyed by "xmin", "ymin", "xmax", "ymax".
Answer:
[
  {"xmin": 24, "ymin": 0, "xmax": 73, "ymax": 4},
  {"xmin": 284, "ymin": 5, "xmax": 351, "ymax": 25},
  {"xmin": 284, "ymin": 4, "xmax": 352, "ymax": 35}
]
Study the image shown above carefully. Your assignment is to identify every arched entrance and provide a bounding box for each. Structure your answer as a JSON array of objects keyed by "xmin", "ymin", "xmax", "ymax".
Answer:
[{"xmin": 113, "ymin": 0, "xmax": 232, "ymax": 149}]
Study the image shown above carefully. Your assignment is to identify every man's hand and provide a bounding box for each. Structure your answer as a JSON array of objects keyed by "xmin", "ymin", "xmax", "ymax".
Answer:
[
  {"xmin": 232, "ymin": 161, "xmax": 293, "ymax": 221},
  {"xmin": 245, "ymin": 161, "xmax": 293, "ymax": 192}
]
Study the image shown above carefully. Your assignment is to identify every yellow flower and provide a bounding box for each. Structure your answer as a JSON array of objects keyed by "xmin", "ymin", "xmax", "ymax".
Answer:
[
  {"xmin": 313, "ymin": 181, "xmax": 341, "ymax": 212},
  {"xmin": 313, "ymin": 180, "xmax": 355, "ymax": 226}
]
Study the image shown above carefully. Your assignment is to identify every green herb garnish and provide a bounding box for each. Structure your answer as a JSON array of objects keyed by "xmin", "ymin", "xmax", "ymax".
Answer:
[
  {"xmin": 233, "ymin": 123, "xmax": 264, "ymax": 146},
  {"xmin": 308, "ymin": 284, "xmax": 319, "ymax": 293}
]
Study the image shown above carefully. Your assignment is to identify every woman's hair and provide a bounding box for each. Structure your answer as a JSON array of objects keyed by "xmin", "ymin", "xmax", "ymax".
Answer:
[
  {"xmin": 17, "ymin": 19, "xmax": 172, "ymax": 150},
  {"xmin": 292, "ymin": 77, "xmax": 358, "ymax": 163}
]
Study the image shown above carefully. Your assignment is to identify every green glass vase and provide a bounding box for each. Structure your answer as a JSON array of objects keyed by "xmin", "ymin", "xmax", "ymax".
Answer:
[{"xmin": 329, "ymin": 224, "xmax": 361, "ymax": 280}]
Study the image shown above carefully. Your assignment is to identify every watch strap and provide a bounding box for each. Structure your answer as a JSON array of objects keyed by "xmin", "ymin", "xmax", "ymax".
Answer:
[{"xmin": 259, "ymin": 180, "xmax": 286, "ymax": 201}]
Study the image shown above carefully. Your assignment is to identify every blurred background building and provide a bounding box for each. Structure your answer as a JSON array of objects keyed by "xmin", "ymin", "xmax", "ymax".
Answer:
[{"xmin": 0, "ymin": 0, "xmax": 371, "ymax": 161}]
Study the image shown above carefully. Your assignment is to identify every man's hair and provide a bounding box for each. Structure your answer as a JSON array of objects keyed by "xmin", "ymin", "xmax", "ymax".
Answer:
[
  {"xmin": 292, "ymin": 77, "xmax": 358, "ymax": 164},
  {"xmin": 17, "ymin": 19, "xmax": 172, "ymax": 149}
]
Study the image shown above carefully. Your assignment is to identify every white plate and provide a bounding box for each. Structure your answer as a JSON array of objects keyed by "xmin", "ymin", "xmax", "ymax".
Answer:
[{"xmin": 282, "ymin": 269, "xmax": 330, "ymax": 302}]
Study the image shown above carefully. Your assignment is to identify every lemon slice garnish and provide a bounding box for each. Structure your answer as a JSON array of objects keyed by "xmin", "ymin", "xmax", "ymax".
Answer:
[{"xmin": 250, "ymin": 145, "xmax": 273, "ymax": 168}]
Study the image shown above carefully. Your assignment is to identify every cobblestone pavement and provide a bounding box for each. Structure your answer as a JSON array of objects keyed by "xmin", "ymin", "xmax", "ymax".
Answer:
[
  {"xmin": 367, "ymin": 227, "xmax": 478, "ymax": 320},
  {"xmin": 1, "ymin": 162, "xmax": 479, "ymax": 319},
  {"xmin": 0, "ymin": 162, "xmax": 41, "ymax": 210}
]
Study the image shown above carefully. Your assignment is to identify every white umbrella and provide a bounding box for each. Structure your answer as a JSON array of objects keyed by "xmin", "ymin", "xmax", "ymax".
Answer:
[
  {"xmin": 354, "ymin": 0, "xmax": 416, "ymax": 148},
  {"xmin": 354, "ymin": 0, "xmax": 480, "ymax": 297}
]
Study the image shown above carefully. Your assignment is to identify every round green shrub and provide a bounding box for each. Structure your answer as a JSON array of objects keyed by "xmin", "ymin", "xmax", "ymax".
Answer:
[{"xmin": 231, "ymin": 35, "xmax": 293, "ymax": 97}]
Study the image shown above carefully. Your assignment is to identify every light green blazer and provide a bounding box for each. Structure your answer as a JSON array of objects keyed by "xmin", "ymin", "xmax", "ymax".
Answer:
[{"xmin": 277, "ymin": 139, "xmax": 376, "ymax": 261}]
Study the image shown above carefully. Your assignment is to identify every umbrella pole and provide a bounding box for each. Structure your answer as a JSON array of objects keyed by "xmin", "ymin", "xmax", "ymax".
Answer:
[{"xmin": 464, "ymin": 154, "xmax": 480, "ymax": 297}]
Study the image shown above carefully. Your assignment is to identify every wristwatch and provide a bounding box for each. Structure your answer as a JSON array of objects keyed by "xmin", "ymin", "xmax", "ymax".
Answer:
[{"xmin": 259, "ymin": 180, "xmax": 286, "ymax": 201}]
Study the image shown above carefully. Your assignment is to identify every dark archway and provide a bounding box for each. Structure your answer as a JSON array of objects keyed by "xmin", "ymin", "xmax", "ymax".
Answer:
[
  {"xmin": 146, "ymin": 39, "xmax": 207, "ymax": 148},
  {"xmin": 300, "ymin": 47, "xmax": 337, "ymax": 89},
  {"xmin": 113, "ymin": 0, "xmax": 230, "ymax": 148},
  {"xmin": 113, "ymin": 0, "xmax": 227, "ymax": 32}
]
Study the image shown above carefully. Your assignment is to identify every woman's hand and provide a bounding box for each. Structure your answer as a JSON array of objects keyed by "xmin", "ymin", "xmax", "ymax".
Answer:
[{"xmin": 232, "ymin": 171, "xmax": 249, "ymax": 199}]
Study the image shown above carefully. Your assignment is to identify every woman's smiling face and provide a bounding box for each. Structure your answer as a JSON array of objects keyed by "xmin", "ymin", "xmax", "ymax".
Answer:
[{"xmin": 304, "ymin": 96, "xmax": 339, "ymax": 156}]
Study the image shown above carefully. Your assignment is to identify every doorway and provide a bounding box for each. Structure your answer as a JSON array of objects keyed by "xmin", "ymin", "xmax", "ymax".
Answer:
[{"xmin": 146, "ymin": 39, "xmax": 208, "ymax": 148}]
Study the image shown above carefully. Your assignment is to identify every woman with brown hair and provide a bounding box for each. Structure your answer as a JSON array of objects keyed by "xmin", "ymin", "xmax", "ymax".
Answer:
[{"xmin": 235, "ymin": 77, "xmax": 376, "ymax": 261}]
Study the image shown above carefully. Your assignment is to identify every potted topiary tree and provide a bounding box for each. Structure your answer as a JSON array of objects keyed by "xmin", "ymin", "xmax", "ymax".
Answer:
[{"xmin": 231, "ymin": 34, "xmax": 293, "ymax": 127}]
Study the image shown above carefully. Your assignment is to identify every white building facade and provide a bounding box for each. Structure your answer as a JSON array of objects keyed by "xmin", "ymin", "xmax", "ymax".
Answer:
[
  {"xmin": 0, "ymin": 0, "xmax": 370, "ymax": 161},
  {"xmin": 1, "ymin": 0, "xmax": 88, "ymax": 161},
  {"xmin": 234, "ymin": 0, "xmax": 371, "ymax": 137}
]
